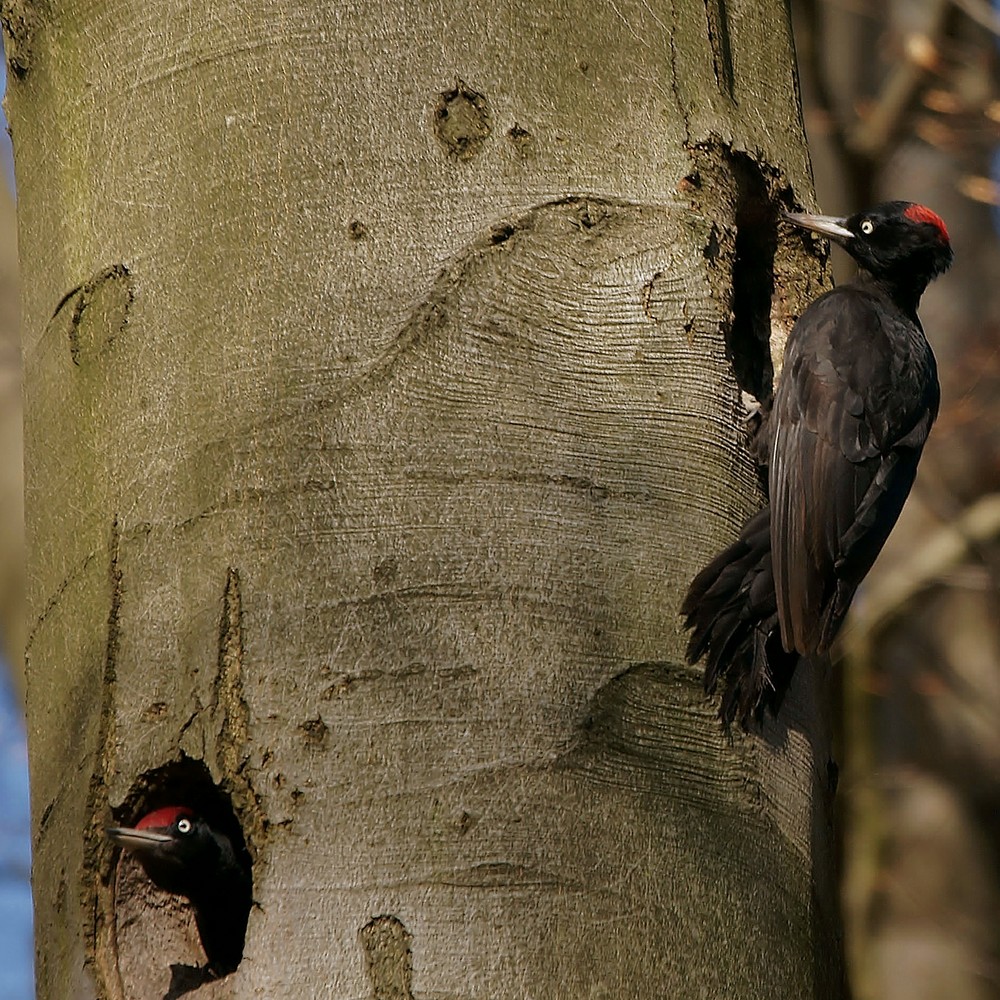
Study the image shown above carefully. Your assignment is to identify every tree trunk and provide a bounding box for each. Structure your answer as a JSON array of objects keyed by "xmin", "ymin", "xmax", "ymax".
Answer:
[
  {"xmin": 0, "ymin": 186, "xmax": 23, "ymax": 681},
  {"xmin": 8, "ymin": 1, "xmax": 842, "ymax": 997}
]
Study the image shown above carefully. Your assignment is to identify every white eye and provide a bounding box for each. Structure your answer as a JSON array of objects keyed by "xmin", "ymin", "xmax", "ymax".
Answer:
[
  {"xmin": 177, "ymin": 818, "xmax": 193, "ymax": 834},
  {"xmin": 860, "ymin": 218, "xmax": 874, "ymax": 235}
]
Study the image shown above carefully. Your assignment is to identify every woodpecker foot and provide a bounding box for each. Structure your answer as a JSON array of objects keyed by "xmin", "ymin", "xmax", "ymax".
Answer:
[
  {"xmin": 739, "ymin": 390, "xmax": 771, "ymax": 488},
  {"xmin": 741, "ymin": 390, "xmax": 763, "ymax": 421}
]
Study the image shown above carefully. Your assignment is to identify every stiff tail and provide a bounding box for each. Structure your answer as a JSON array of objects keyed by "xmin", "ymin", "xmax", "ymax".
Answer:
[{"xmin": 680, "ymin": 507, "xmax": 799, "ymax": 728}]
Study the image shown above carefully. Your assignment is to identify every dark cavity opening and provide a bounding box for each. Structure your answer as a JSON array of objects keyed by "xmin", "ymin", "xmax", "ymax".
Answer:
[
  {"xmin": 111, "ymin": 756, "xmax": 253, "ymax": 980},
  {"xmin": 727, "ymin": 154, "xmax": 778, "ymax": 406}
]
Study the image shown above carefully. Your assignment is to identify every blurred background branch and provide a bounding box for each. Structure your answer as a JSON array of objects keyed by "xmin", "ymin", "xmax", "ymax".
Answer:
[{"xmin": 794, "ymin": 0, "xmax": 1000, "ymax": 996}]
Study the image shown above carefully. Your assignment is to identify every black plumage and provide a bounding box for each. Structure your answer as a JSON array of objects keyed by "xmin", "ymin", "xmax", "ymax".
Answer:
[
  {"xmin": 682, "ymin": 201, "xmax": 953, "ymax": 728},
  {"xmin": 107, "ymin": 805, "xmax": 253, "ymax": 976}
]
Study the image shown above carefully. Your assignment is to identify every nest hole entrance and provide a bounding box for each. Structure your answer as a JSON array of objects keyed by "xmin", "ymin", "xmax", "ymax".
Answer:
[{"xmin": 110, "ymin": 756, "xmax": 253, "ymax": 981}]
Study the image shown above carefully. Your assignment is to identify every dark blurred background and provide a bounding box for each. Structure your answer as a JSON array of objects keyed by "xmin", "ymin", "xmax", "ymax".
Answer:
[
  {"xmin": 792, "ymin": 2, "xmax": 1000, "ymax": 997},
  {"xmin": 0, "ymin": 3, "xmax": 997, "ymax": 997}
]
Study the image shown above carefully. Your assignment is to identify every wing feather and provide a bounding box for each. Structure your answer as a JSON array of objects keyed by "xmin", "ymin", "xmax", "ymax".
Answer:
[{"xmin": 770, "ymin": 285, "xmax": 938, "ymax": 654}]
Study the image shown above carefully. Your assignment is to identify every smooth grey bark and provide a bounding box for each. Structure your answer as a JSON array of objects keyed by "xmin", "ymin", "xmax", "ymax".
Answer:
[
  {"xmin": 9, "ymin": 1, "xmax": 840, "ymax": 997},
  {"xmin": 0, "ymin": 188, "xmax": 22, "ymax": 680}
]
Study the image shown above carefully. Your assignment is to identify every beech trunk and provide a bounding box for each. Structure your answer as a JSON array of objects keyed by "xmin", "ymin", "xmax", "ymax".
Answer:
[{"xmin": 7, "ymin": 1, "xmax": 841, "ymax": 997}]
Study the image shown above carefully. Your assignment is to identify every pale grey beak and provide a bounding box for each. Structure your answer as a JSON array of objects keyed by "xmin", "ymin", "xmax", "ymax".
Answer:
[
  {"xmin": 106, "ymin": 826, "xmax": 173, "ymax": 850},
  {"xmin": 781, "ymin": 210, "xmax": 854, "ymax": 241}
]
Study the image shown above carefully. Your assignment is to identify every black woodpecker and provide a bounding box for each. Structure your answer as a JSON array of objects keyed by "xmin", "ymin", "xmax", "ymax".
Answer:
[
  {"xmin": 682, "ymin": 201, "xmax": 953, "ymax": 728},
  {"xmin": 107, "ymin": 805, "xmax": 253, "ymax": 976}
]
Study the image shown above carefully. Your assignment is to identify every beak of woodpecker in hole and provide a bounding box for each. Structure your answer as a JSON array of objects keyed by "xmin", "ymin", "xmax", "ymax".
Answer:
[
  {"xmin": 106, "ymin": 825, "xmax": 175, "ymax": 850},
  {"xmin": 780, "ymin": 208, "xmax": 854, "ymax": 242}
]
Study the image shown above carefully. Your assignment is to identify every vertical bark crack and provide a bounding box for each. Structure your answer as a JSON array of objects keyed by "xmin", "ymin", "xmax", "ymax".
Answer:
[
  {"xmin": 704, "ymin": 0, "xmax": 734, "ymax": 99},
  {"xmin": 214, "ymin": 567, "xmax": 249, "ymax": 779},
  {"xmin": 91, "ymin": 515, "xmax": 127, "ymax": 1000}
]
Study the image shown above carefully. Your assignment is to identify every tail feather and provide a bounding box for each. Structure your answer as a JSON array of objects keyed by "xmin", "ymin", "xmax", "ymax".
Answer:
[{"xmin": 682, "ymin": 507, "xmax": 799, "ymax": 729}]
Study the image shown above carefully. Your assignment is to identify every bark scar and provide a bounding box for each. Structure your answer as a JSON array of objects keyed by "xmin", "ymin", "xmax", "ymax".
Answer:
[
  {"xmin": 360, "ymin": 914, "xmax": 415, "ymax": 1000},
  {"xmin": 433, "ymin": 79, "xmax": 491, "ymax": 160},
  {"xmin": 51, "ymin": 263, "xmax": 134, "ymax": 366},
  {"xmin": 0, "ymin": 1, "xmax": 37, "ymax": 78}
]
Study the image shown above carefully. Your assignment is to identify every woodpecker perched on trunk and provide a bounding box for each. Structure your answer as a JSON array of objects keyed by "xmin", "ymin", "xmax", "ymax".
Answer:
[
  {"xmin": 107, "ymin": 805, "xmax": 252, "ymax": 976},
  {"xmin": 682, "ymin": 201, "xmax": 952, "ymax": 728}
]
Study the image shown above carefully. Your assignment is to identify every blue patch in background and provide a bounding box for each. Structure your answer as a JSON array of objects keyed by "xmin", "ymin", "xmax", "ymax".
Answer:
[{"xmin": 0, "ymin": 663, "xmax": 33, "ymax": 999}]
